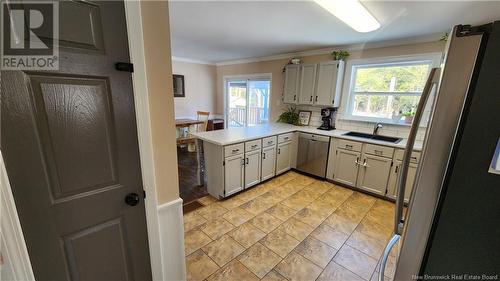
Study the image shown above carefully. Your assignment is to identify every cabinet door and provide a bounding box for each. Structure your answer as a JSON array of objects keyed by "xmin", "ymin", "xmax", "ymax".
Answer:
[
  {"xmin": 283, "ymin": 65, "xmax": 300, "ymax": 104},
  {"xmin": 261, "ymin": 145, "xmax": 276, "ymax": 181},
  {"xmin": 224, "ymin": 154, "xmax": 244, "ymax": 196},
  {"xmin": 298, "ymin": 63, "xmax": 317, "ymax": 105},
  {"xmin": 315, "ymin": 61, "xmax": 339, "ymax": 106},
  {"xmin": 245, "ymin": 150, "xmax": 261, "ymax": 188},
  {"xmin": 387, "ymin": 161, "xmax": 418, "ymax": 202},
  {"xmin": 333, "ymin": 149, "xmax": 361, "ymax": 186},
  {"xmin": 357, "ymin": 154, "xmax": 392, "ymax": 195},
  {"xmin": 276, "ymin": 142, "xmax": 291, "ymax": 175}
]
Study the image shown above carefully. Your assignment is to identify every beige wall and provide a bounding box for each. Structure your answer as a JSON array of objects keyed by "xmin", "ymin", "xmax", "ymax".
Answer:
[
  {"xmin": 216, "ymin": 41, "xmax": 446, "ymax": 124},
  {"xmin": 140, "ymin": 1, "xmax": 179, "ymax": 204},
  {"xmin": 172, "ymin": 61, "xmax": 217, "ymax": 119}
]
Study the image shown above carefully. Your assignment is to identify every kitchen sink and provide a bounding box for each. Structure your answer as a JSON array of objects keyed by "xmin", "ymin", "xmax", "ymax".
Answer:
[{"xmin": 343, "ymin": 131, "xmax": 402, "ymax": 143}]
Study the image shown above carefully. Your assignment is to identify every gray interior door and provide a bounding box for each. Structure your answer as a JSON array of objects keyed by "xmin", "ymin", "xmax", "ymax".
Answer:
[{"xmin": 0, "ymin": 1, "xmax": 152, "ymax": 281}]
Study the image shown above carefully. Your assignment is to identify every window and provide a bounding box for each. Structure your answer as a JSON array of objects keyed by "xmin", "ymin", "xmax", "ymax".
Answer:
[
  {"xmin": 344, "ymin": 54, "xmax": 441, "ymax": 124},
  {"xmin": 225, "ymin": 75, "xmax": 271, "ymax": 128}
]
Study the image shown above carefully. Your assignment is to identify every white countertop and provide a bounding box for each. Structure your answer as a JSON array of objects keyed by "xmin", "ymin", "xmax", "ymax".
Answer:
[{"xmin": 192, "ymin": 123, "xmax": 423, "ymax": 151}]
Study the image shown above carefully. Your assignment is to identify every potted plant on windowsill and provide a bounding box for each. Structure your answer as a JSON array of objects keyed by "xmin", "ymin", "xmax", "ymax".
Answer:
[
  {"xmin": 403, "ymin": 111, "xmax": 416, "ymax": 124},
  {"xmin": 277, "ymin": 107, "xmax": 300, "ymax": 125},
  {"xmin": 331, "ymin": 50, "xmax": 350, "ymax": 61}
]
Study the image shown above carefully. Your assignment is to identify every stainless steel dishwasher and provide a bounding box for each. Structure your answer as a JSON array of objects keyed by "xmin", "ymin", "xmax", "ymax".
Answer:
[{"xmin": 297, "ymin": 133, "xmax": 330, "ymax": 178}]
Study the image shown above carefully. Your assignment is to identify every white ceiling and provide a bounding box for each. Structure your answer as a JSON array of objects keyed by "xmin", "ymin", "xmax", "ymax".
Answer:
[{"xmin": 169, "ymin": 1, "xmax": 500, "ymax": 64}]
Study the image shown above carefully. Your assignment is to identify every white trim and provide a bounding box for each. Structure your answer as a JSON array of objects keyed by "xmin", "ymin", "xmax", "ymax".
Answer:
[
  {"xmin": 338, "ymin": 52, "xmax": 443, "ymax": 125},
  {"xmin": 223, "ymin": 73, "xmax": 273, "ymax": 128},
  {"xmin": 171, "ymin": 56, "xmax": 215, "ymax": 66},
  {"xmin": 157, "ymin": 198, "xmax": 186, "ymax": 281},
  {"xmin": 124, "ymin": 2, "xmax": 165, "ymax": 281},
  {"xmin": 0, "ymin": 151, "xmax": 35, "ymax": 281},
  {"xmin": 215, "ymin": 33, "xmax": 443, "ymax": 66}
]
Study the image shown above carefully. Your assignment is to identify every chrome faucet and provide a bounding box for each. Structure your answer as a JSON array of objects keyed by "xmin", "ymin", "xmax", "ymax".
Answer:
[{"xmin": 373, "ymin": 123, "xmax": 383, "ymax": 135}]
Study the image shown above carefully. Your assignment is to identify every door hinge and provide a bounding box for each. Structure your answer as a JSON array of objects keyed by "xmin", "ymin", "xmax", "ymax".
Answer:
[
  {"xmin": 143, "ymin": 190, "xmax": 146, "ymax": 199},
  {"xmin": 115, "ymin": 62, "xmax": 134, "ymax": 72}
]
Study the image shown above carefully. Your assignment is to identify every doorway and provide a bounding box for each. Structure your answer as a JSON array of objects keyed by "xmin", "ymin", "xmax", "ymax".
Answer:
[{"xmin": 225, "ymin": 75, "xmax": 271, "ymax": 128}]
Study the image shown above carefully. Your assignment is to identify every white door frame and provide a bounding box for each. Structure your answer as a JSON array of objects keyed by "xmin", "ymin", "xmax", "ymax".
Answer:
[
  {"xmin": 0, "ymin": 3, "xmax": 174, "ymax": 281},
  {"xmin": 223, "ymin": 73, "xmax": 272, "ymax": 128}
]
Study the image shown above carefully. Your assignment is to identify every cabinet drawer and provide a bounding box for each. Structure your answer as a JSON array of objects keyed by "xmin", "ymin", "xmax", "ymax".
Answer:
[
  {"xmin": 394, "ymin": 149, "xmax": 421, "ymax": 163},
  {"xmin": 224, "ymin": 143, "xmax": 244, "ymax": 156},
  {"xmin": 245, "ymin": 139, "xmax": 262, "ymax": 152},
  {"xmin": 278, "ymin": 133, "xmax": 293, "ymax": 143},
  {"xmin": 262, "ymin": 136, "xmax": 277, "ymax": 148},
  {"xmin": 364, "ymin": 144, "xmax": 394, "ymax": 158},
  {"xmin": 337, "ymin": 139, "xmax": 362, "ymax": 152}
]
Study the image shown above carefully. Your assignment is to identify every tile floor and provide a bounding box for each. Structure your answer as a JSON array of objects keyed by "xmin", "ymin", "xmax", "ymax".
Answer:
[{"xmin": 183, "ymin": 171, "xmax": 399, "ymax": 281}]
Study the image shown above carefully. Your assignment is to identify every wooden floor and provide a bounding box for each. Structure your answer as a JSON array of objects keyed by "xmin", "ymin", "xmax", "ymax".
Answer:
[
  {"xmin": 183, "ymin": 171, "xmax": 398, "ymax": 281},
  {"xmin": 177, "ymin": 146, "xmax": 208, "ymax": 206}
]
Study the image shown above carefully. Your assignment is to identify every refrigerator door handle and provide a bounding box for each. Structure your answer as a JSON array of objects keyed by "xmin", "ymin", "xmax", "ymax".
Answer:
[
  {"xmin": 394, "ymin": 67, "xmax": 441, "ymax": 235},
  {"xmin": 378, "ymin": 234, "xmax": 401, "ymax": 281}
]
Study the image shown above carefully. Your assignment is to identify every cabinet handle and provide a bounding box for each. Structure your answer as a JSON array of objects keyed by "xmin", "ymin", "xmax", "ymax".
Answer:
[
  {"xmin": 246, "ymin": 158, "xmax": 249, "ymax": 164},
  {"xmin": 263, "ymin": 153, "xmax": 266, "ymax": 159},
  {"xmin": 293, "ymin": 94, "xmax": 296, "ymax": 101},
  {"xmin": 346, "ymin": 144, "xmax": 353, "ymax": 149},
  {"xmin": 315, "ymin": 96, "xmax": 318, "ymax": 102},
  {"xmin": 362, "ymin": 159, "xmax": 370, "ymax": 168},
  {"xmin": 355, "ymin": 157, "xmax": 361, "ymax": 165},
  {"xmin": 310, "ymin": 95, "xmax": 313, "ymax": 102},
  {"xmin": 375, "ymin": 149, "xmax": 383, "ymax": 155},
  {"xmin": 395, "ymin": 166, "xmax": 399, "ymax": 173},
  {"xmin": 232, "ymin": 149, "xmax": 239, "ymax": 153},
  {"xmin": 251, "ymin": 145, "xmax": 258, "ymax": 148},
  {"xmin": 284, "ymin": 137, "xmax": 289, "ymax": 140},
  {"xmin": 241, "ymin": 159, "xmax": 245, "ymax": 166},
  {"xmin": 278, "ymin": 148, "xmax": 281, "ymax": 154},
  {"xmin": 267, "ymin": 141, "xmax": 273, "ymax": 144}
]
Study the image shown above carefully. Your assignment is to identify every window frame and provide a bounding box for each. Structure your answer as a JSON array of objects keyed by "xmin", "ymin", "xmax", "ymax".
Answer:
[{"xmin": 341, "ymin": 53, "xmax": 442, "ymax": 125}]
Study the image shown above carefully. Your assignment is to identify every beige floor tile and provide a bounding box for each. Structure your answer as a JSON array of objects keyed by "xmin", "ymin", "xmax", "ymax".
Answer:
[
  {"xmin": 267, "ymin": 173, "xmax": 294, "ymax": 187},
  {"xmin": 317, "ymin": 261, "xmax": 365, "ymax": 281},
  {"xmin": 324, "ymin": 212, "xmax": 360, "ymax": 235},
  {"xmin": 280, "ymin": 181, "xmax": 306, "ymax": 194},
  {"xmin": 266, "ymin": 203, "xmax": 298, "ymax": 221},
  {"xmin": 200, "ymin": 218, "xmax": 235, "ymax": 240},
  {"xmin": 307, "ymin": 200, "xmax": 336, "ymax": 217},
  {"xmin": 281, "ymin": 194, "xmax": 311, "ymax": 211},
  {"xmin": 197, "ymin": 203, "xmax": 228, "ymax": 221},
  {"xmin": 237, "ymin": 242, "xmax": 282, "ymax": 278},
  {"xmin": 186, "ymin": 250, "xmax": 219, "ymax": 281},
  {"xmin": 260, "ymin": 229, "xmax": 300, "ymax": 258},
  {"xmin": 374, "ymin": 251, "xmax": 397, "ymax": 279},
  {"xmin": 250, "ymin": 212, "xmax": 282, "ymax": 233},
  {"xmin": 227, "ymin": 222, "xmax": 266, "ymax": 249},
  {"xmin": 272, "ymin": 183, "xmax": 300, "ymax": 198},
  {"xmin": 344, "ymin": 192, "xmax": 377, "ymax": 211},
  {"xmin": 311, "ymin": 223, "xmax": 349, "ymax": 250},
  {"xmin": 218, "ymin": 196, "xmax": 245, "ymax": 210},
  {"xmin": 346, "ymin": 230, "xmax": 386, "ymax": 259},
  {"xmin": 207, "ymin": 260, "xmax": 259, "ymax": 281},
  {"xmin": 293, "ymin": 207, "xmax": 329, "ymax": 228},
  {"xmin": 356, "ymin": 218, "xmax": 392, "ymax": 241},
  {"xmin": 240, "ymin": 197, "xmax": 274, "ymax": 215},
  {"xmin": 202, "ymin": 235, "xmax": 245, "ymax": 267},
  {"xmin": 293, "ymin": 174, "xmax": 316, "ymax": 186},
  {"xmin": 333, "ymin": 245, "xmax": 378, "ymax": 280},
  {"xmin": 364, "ymin": 210, "xmax": 394, "ymax": 231},
  {"xmin": 184, "ymin": 212, "xmax": 207, "ymax": 232},
  {"xmin": 261, "ymin": 270, "xmax": 288, "ymax": 281},
  {"xmin": 222, "ymin": 207, "xmax": 255, "ymax": 226},
  {"xmin": 277, "ymin": 218, "xmax": 314, "ymax": 242},
  {"xmin": 275, "ymin": 251, "xmax": 323, "ymax": 281},
  {"xmin": 259, "ymin": 190, "xmax": 285, "ymax": 205},
  {"xmin": 294, "ymin": 189, "xmax": 321, "ymax": 202},
  {"xmin": 197, "ymin": 195, "xmax": 217, "ymax": 206},
  {"xmin": 294, "ymin": 237, "xmax": 337, "ymax": 268},
  {"xmin": 335, "ymin": 204, "xmax": 369, "ymax": 224},
  {"xmin": 184, "ymin": 229, "xmax": 212, "ymax": 255},
  {"xmin": 302, "ymin": 181, "xmax": 331, "ymax": 197}
]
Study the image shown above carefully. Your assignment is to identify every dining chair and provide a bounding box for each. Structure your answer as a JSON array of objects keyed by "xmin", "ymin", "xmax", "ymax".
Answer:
[{"xmin": 186, "ymin": 111, "xmax": 210, "ymax": 152}]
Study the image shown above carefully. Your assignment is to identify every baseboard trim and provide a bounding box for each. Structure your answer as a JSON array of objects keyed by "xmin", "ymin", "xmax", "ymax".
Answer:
[{"xmin": 157, "ymin": 197, "xmax": 186, "ymax": 281}]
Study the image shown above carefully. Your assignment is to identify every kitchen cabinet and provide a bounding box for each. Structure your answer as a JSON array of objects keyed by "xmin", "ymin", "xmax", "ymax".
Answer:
[
  {"xmin": 244, "ymin": 149, "xmax": 261, "ymax": 188},
  {"xmin": 283, "ymin": 65, "xmax": 300, "ymax": 104},
  {"xmin": 298, "ymin": 63, "xmax": 317, "ymax": 105},
  {"xmin": 224, "ymin": 153, "xmax": 244, "ymax": 196},
  {"xmin": 276, "ymin": 141, "xmax": 292, "ymax": 175},
  {"xmin": 261, "ymin": 145, "xmax": 276, "ymax": 181},
  {"xmin": 387, "ymin": 160, "xmax": 418, "ymax": 202},
  {"xmin": 356, "ymin": 154, "xmax": 393, "ymax": 196},
  {"xmin": 315, "ymin": 61, "xmax": 344, "ymax": 106},
  {"xmin": 333, "ymin": 148, "xmax": 361, "ymax": 186}
]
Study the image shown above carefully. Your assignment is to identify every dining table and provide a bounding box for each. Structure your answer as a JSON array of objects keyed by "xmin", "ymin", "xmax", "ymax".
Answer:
[{"xmin": 175, "ymin": 118, "xmax": 205, "ymax": 186}]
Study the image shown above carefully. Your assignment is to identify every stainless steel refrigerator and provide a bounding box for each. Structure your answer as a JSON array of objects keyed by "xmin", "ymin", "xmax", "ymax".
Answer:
[{"xmin": 379, "ymin": 22, "xmax": 500, "ymax": 280}]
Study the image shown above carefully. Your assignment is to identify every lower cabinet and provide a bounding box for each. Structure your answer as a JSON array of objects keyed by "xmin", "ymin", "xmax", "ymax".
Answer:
[
  {"xmin": 244, "ymin": 150, "xmax": 261, "ymax": 188},
  {"xmin": 224, "ymin": 153, "xmax": 244, "ymax": 196},
  {"xmin": 333, "ymin": 148, "xmax": 361, "ymax": 186},
  {"xmin": 261, "ymin": 145, "xmax": 276, "ymax": 181},
  {"xmin": 276, "ymin": 141, "xmax": 292, "ymax": 175},
  {"xmin": 387, "ymin": 160, "xmax": 418, "ymax": 202},
  {"xmin": 356, "ymin": 154, "xmax": 393, "ymax": 196}
]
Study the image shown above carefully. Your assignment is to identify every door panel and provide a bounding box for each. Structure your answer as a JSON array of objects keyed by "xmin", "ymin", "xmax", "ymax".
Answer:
[
  {"xmin": 315, "ymin": 61, "xmax": 338, "ymax": 105},
  {"xmin": 333, "ymin": 149, "xmax": 360, "ymax": 186},
  {"xmin": 357, "ymin": 154, "xmax": 392, "ymax": 195},
  {"xmin": 298, "ymin": 64, "xmax": 317, "ymax": 104},
  {"xmin": 387, "ymin": 161, "xmax": 418, "ymax": 202},
  {"xmin": 284, "ymin": 65, "xmax": 299, "ymax": 104},
  {"xmin": 261, "ymin": 146, "xmax": 276, "ymax": 181},
  {"xmin": 1, "ymin": 2, "xmax": 152, "ymax": 281},
  {"xmin": 244, "ymin": 150, "xmax": 261, "ymax": 188},
  {"xmin": 224, "ymin": 154, "xmax": 244, "ymax": 195},
  {"xmin": 276, "ymin": 142, "xmax": 291, "ymax": 175}
]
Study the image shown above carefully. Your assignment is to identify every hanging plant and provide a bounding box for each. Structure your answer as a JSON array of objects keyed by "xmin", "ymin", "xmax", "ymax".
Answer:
[{"xmin": 331, "ymin": 50, "xmax": 350, "ymax": 61}]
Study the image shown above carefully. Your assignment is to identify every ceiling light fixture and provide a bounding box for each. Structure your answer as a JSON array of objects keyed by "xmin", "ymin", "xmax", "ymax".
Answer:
[{"xmin": 314, "ymin": 0, "xmax": 381, "ymax": 33}]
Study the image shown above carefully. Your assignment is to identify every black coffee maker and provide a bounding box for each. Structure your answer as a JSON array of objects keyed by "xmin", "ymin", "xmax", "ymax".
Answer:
[{"xmin": 318, "ymin": 107, "xmax": 337, "ymax": 131}]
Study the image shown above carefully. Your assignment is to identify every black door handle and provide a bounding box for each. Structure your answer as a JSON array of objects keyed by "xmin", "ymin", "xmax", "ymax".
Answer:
[{"xmin": 125, "ymin": 193, "xmax": 140, "ymax": 206}]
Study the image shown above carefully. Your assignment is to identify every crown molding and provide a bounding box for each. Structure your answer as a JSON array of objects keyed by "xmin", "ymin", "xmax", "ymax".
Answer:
[{"xmin": 171, "ymin": 56, "xmax": 215, "ymax": 65}]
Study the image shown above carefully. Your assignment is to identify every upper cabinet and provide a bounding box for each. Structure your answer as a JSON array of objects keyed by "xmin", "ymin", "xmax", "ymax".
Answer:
[
  {"xmin": 283, "ymin": 60, "xmax": 345, "ymax": 107},
  {"xmin": 283, "ymin": 65, "xmax": 300, "ymax": 104}
]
